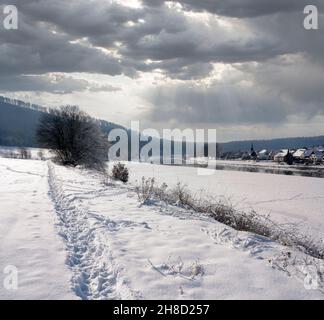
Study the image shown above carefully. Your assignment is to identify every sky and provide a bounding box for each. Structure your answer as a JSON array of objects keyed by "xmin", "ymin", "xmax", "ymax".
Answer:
[{"xmin": 0, "ymin": 0, "xmax": 324, "ymax": 142}]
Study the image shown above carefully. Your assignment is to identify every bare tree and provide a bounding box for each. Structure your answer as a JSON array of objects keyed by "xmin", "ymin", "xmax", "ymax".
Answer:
[
  {"xmin": 37, "ymin": 150, "xmax": 45, "ymax": 161},
  {"xmin": 18, "ymin": 147, "xmax": 31, "ymax": 159},
  {"xmin": 37, "ymin": 106, "xmax": 108, "ymax": 172}
]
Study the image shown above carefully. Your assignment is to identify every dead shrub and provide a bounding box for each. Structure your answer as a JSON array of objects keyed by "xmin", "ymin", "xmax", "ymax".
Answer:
[
  {"xmin": 112, "ymin": 162, "xmax": 129, "ymax": 183},
  {"xmin": 135, "ymin": 177, "xmax": 155, "ymax": 204}
]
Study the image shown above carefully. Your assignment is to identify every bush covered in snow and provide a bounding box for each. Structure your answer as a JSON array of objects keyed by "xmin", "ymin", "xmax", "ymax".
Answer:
[{"xmin": 112, "ymin": 162, "xmax": 129, "ymax": 183}]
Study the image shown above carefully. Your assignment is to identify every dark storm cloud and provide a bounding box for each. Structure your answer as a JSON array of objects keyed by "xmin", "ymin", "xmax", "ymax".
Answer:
[
  {"xmin": 0, "ymin": 74, "xmax": 88, "ymax": 93},
  {"xmin": 0, "ymin": 1, "xmax": 126, "ymax": 77},
  {"xmin": 13, "ymin": 0, "xmax": 143, "ymax": 41},
  {"xmin": 143, "ymin": 0, "xmax": 324, "ymax": 17},
  {"xmin": 136, "ymin": 2, "xmax": 324, "ymax": 127},
  {"xmin": 146, "ymin": 83, "xmax": 288, "ymax": 125},
  {"xmin": 240, "ymin": 55, "xmax": 324, "ymax": 109},
  {"xmin": 2, "ymin": 0, "xmax": 321, "ymax": 79},
  {"xmin": 0, "ymin": 0, "xmax": 323, "ymax": 128},
  {"xmin": 1, "ymin": 0, "xmax": 323, "ymax": 77},
  {"xmin": 0, "ymin": 74, "xmax": 121, "ymax": 94},
  {"xmin": 145, "ymin": 54, "xmax": 324, "ymax": 125}
]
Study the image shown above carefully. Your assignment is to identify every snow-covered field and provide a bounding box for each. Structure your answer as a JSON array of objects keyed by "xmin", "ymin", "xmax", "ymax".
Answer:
[
  {"xmin": 0, "ymin": 159, "xmax": 74, "ymax": 299},
  {"xmin": 127, "ymin": 162, "xmax": 324, "ymax": 237},
  {"xmin": 0, "ymin": 158, "xmax": 324, "ymax": 299}
]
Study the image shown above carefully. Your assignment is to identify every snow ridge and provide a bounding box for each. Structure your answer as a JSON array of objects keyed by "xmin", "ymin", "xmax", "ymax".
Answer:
[{"xmin": 47, "ymin": 162, "xmax": 140, "ymax": 300}]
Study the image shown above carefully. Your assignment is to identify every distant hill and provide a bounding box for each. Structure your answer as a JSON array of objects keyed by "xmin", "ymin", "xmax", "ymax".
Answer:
[
  {"xmin": 0, "ymin": 97, "xmax": 43, "ymax": 147},
  {"xmin": 221, "ymin": 136, "xmax": 324, "ymax": 153},
  {"xmin": 0, "ymin": 96, "xmax": 124, "ymax": 147},
  {"xmin": 1, "ymin": 96, "xmax": 324, "ymax": 153}
]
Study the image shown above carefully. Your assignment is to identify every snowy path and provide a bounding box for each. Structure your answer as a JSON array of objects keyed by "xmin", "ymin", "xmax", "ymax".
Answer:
[
  {"xmin": 0, "ymin": 159, "xmax": 74, "ymax": 299},
  {"xmin": 47, "ymin": 163, "xmax": 140, "ymax": 300}
]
